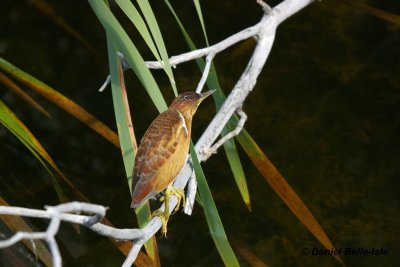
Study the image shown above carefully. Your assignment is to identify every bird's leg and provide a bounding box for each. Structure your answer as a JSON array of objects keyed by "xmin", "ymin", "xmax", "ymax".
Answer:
[
  {"xmin": 152, "ymin": 185, "xmax": 186, "ymax": 236},
  {"xmin": 169, "ymin": 187, "xmax": 185, "ymax": 214}
]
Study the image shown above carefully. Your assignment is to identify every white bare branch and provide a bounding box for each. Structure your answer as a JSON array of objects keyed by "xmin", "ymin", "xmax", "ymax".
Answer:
[
  {"xmin": 98, "ymin": 75, "xmax": 111, "ymax": 92},
  {"xmin": 195, "ymin": 53, "xmax": 214, "ymax": 94},
  {"xmin": 202, "ymin": 107, "xmax": 248, "ymax": 161},
  {"xmin": 183, "ymin": 169, "xmax": 197, "ymax": 215},
  {"xmin": 0, "ymin": 202, "xmax": 119, "ymax": 267},
  {"xmin": 2, "ymin": 0, "xmax": 315, "ymax": 266},
  {"xmin": 0, "ymin": 204, "xmax": 145, "ymax": 240}
]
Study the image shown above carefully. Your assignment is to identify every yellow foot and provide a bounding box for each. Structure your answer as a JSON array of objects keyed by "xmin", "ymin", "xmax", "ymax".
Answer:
[
  {"xmin": 152, "ymin": 185, "xmax": 186, "ymax": 236},
  {"xmin": 169, "ymin": 187, "xmax": 186, "ymax": 214},
  {"xmin": 151, "ymin": 208, "xmax": 169, "ymax": 237}
]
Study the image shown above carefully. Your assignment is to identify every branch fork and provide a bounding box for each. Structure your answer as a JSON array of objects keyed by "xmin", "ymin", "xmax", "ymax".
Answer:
[
  {"xmin": 202, "ymin": 107, "xmax": 247, "ymax": 161},
  {"xmin": 1, "ymin": 0, "xmax": 315, "ymax": 266}
]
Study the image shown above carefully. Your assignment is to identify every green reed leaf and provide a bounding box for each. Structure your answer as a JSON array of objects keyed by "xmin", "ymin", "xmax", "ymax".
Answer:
[
  {"xmin": 136, "ymin": 0, "xmax": 177, "ymax": 96},
  {"xmin": 164, "ymin": 0, "xmax": 251, "ymax": 209},
  {"xmin": 190, "ymin": 143, "xmax": 240, "ymax": 267},
  {"xmin": 0, "ymin": 99, "xmax": 66, "ymax": 202},
  {"xmin": 89, "ymin": 0, "xmax": 167, "ymax": 113}
]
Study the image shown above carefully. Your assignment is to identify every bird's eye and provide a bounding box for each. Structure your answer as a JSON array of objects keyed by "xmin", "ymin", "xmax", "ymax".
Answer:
[{"xmin": 178, "ymin": 93, "xmax": 198, "ymax": 101}]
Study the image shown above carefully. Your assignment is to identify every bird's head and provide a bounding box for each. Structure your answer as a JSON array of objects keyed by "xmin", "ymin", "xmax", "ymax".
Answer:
[{"xmin": 170, "ymin": 90, "xmax": 215, "ymax": 118}]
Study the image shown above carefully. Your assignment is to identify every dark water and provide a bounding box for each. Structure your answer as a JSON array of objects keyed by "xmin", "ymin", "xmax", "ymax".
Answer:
[{"xmin": 1, "ymin": 0, "xmax": 399, "ymax": 266}]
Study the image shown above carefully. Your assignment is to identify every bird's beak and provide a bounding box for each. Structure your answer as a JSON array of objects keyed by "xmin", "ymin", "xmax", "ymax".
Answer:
[{"xmin": 199, "ymin": 89, "xmax": 216, "ymax": 101}]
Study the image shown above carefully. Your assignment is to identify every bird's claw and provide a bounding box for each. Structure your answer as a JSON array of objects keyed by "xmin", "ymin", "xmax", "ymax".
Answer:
[
  {"xmin": 170, "ymin": 187, "xmax": 186, "ymax": 214},
  {"xmin": 152, "ymin": 186, "xmax": 186, "ymax": 236},
  {"xmin": 151, "ymin": 209, "xmax": 169, "ymax": 237}
]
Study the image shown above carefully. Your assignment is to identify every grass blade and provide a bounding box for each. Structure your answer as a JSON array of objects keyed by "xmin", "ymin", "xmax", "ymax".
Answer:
[
  {"xmin": 0, "ymin": 57, "xmax": 119, "ymax": 148},
  {"xmin": 164, "ymin": 0, "xmax": 251, "ymax": 209},
  {"xmin": 116, "ymin": 0, "xmax": 177, "ymax": 96},
  {"xmin": 32, "ymin": 0, "xmax": 96, "ymax": 54},
  {"xmin": 190, "ymin": 143, "xmax": 240, "ymax": 267},
  {"xmin": 167, "ymin": 1, "xmax": 341, "ymax": 264},
  {"xmin": 163, "ymin": 0, "xmax": 195, "ymax": 47},
  {"xmin": 1, "ymin": 56, "xmax": 153, "ymax": 264},
  {"xmin": 206, "ymin": 68, "xmax": 251, "ymax": 210},
  {"xmin": 343, "ymin": 0, "xmax": 400, "ymax": 26},
  {"xmin": 0, "ymin": 99, "xmax": 66, "ymax": 202},
  {"xmin": 229, "ymin": 236, "xmax": 269, "ymax": 267},
  {"xmin": 88, "ymin": 0, "xmax": 168, "ymax": 113},
  {"xmin": 193, "ymin": 0, "xmax": 209, "ymax": 45},
  {"xmin": 209, "ymin": 82, "xmax": 342, "ymax": 264},
  {"xmin": 89, "ymin": 1, "xmax": 168, "ymax": 263},
  {"xmin": 115, "ymin": 0, "xmax": 162, "ymax": 63},
  {"xmin": 235, "ymin": 129, "xmax": 344, "ymax": 265},
  {"xmin": 191, "ymin": 1, "xmax": 251, "ymax": 208},
  {"xmin": 107, "ymin": 36, "xmax": 160, "ymax": 266},
  {"xmin": 136, "ymin": 0, "xmax": 177, "ymax": 96},
  {"xmin": 107, "ymin": 38, "xmax": 136, "ymax": 186},
  {"xmin": 0, "ymin": 72, "xmax": 50, "ymax": 117}
]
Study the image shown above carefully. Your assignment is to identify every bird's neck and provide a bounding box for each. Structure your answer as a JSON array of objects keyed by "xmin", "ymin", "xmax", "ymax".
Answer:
[
  {"xmin": 185, "ymin": 118, "xmax": 193, "ymax": 137},
  {"xmin": 173, "ymin": 108, "xmax": 193, "ymax": 135}
]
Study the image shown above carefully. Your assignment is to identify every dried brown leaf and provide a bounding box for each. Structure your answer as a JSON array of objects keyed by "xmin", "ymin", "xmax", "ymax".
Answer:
[
  {"xmin": 237, "ymin": 130, "xmax": 344, "ymax": 266},
  {"xmin": 0, "ymin": 72, "xmax": 50, "ymax": 117}
]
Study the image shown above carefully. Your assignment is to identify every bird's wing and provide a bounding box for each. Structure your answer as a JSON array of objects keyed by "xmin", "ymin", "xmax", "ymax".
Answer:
[{"xmin": 131, "ymin": 110, "xmax": 185, "ymax": 206}]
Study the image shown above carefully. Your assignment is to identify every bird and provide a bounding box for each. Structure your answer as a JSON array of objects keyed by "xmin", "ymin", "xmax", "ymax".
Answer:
[{"xmin": 131, "ymin": 90, "xmax": 215, "ymax": 235}]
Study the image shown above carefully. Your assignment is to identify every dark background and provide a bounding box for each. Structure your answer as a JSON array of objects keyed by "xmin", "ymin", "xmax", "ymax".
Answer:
[{"xmin": 1, "ymin": 0, "xmax": 399, "ymax": 266}]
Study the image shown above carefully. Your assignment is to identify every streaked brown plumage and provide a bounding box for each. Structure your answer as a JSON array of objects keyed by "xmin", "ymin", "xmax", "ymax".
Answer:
[{"xmin": 131, "ymin": 90, "xmax": 214, "ymax": 234}]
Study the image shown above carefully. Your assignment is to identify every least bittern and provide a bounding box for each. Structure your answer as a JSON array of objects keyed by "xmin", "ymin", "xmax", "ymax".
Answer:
[{"xmin": 131, "ymin": 90, "xmax": 214, "ymax": 235}]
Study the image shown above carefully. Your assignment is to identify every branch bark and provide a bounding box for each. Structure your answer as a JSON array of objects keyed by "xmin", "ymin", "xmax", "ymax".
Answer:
[
  {"xmin": 1, "ymin": 0, "xmax": 315, "ymax": 266},
  {"xmin": 0, "ymin": 202, "xmax": 143, "ymax": 267}
]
